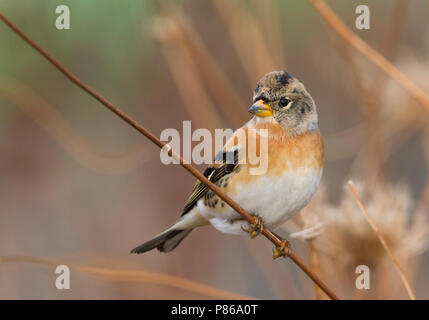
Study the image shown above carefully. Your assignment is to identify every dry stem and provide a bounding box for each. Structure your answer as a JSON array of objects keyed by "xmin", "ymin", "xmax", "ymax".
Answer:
[
  {"xmin": 309, "ymin": 0, "xmax": 429, "ymax": 113},
  {"xmin": 0, "ymin": 255, "xmax": 252, "ymax": 299},
  {"xmin": 0, "ymin": 12, "xmax": 339, "ymax": 300},
  {"xmin": 347, "ymin": 181, "xmax": 417, "ymax": 300}
]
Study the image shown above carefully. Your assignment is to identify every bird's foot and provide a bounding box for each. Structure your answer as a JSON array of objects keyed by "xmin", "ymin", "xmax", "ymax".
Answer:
[
  {"xmin": 272, "ymin": 240, "xmax": 291, "ymax": 259},
  {"xmin": 241, "ymin": 216, "xmax": 264, "ymax": 239}
]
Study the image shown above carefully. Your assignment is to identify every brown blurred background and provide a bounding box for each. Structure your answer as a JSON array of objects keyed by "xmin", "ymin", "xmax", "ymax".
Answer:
[{"xmin": 0, "ymin": 0, "xmax": 428, "ymax": 299}]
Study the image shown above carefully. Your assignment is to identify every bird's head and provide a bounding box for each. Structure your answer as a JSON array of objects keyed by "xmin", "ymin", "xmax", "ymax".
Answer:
[{"xmin": 249, "ymin": 71, "xmax": 318, "ymax": 135}]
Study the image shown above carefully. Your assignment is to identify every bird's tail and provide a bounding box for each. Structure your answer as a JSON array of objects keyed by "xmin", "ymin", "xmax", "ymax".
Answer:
[{"xmin": 130, "ymin": 228, "xmax": 193, "ymax": 254}]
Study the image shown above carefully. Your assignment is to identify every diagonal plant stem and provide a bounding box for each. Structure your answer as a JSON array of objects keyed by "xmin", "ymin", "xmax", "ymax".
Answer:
[
  {"xmin": 347, "ymin": 181, "xmax": 417, "ymax": 300},
  {"xmin": 326, "ymin": 0, "xmax": 408, "ymax": 185},
  {"xmin": 360, "ymin": 0, "xmax": 408, "ymax": 184},
  {"xmin": 309, "ymin": 0, "xmax": 429, "ymax": 113},
  {"xmin": 0, "ymin": 12, "xmax": 339, "ymax": 300},
  {"xmin": 0, "ymin": 255, "xmax": 252, "ymax": 299}
]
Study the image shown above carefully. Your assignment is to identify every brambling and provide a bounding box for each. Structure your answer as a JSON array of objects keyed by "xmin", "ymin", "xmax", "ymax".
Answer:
[{"xmin": 131, "ymin": 71, "xmax": 323, "ymax": 254}]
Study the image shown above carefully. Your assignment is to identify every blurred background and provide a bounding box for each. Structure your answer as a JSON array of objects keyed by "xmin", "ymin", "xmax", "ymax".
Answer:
[{"xmin": 0, "ymin": 0, "xmax": 428, "ymax": 299}]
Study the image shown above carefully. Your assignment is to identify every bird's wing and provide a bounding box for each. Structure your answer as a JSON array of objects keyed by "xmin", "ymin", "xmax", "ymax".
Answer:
[{"xmin": 181, "ymin": 148, "xmax": 239, "ymax": 216}]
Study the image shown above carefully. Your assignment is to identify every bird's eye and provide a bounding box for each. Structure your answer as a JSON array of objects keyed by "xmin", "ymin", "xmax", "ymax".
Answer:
[{"xmin": 279, "ymin": 97, "xmax": 291, "ymax": 107}]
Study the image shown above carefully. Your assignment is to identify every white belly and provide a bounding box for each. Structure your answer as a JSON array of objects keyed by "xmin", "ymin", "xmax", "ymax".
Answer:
[{"xmin": 198, "ymin": 168, "xmax": 323, "ymax": 235}]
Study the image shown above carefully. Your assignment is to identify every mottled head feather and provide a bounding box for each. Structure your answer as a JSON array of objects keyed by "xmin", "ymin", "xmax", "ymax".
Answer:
[{"xmin": 251, "ymin": 71, "xmax": 318, "ymax": 135}]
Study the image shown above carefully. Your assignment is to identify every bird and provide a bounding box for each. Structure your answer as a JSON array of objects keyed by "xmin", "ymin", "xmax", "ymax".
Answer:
[{"xmin": 131, "ymin": 70, "xmax": 324, "ymax": 256}]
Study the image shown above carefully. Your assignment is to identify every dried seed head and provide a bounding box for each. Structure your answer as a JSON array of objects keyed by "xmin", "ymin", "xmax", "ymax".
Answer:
[{"xmin": 317, "ymin": 181, "xmax": 428, "ymax": 268}]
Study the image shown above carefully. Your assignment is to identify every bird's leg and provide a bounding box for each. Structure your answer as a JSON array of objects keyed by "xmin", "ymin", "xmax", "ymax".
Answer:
[
  {"xmin": 241, "ymin": 215, "xmax": 264, "ymax": 239},
  {"xmin": 272, "ymin": 239, "xmax": 291, "ymax": 259}
]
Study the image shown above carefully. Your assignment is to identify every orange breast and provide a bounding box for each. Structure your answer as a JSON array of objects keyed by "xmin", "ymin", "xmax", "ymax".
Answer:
[
  {"xmin": 225, "ymin": 122, "xmax": 323, "ymax": 170},
  {"xmin": 268, "ymin": 130, "xmax": 324, "ymax": 173}
]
